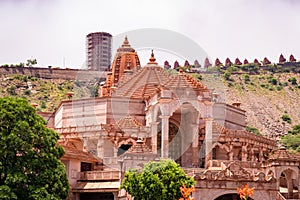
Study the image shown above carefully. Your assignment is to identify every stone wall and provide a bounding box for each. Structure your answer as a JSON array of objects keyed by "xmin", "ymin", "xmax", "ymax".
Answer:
[{"xmin": 0, "ymin": 66, "xmax": 107, "ymax": 81}]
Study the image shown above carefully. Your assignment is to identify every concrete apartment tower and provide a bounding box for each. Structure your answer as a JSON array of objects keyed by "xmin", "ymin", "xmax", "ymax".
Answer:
[{"xmin": 86, "ymin": 32, "xmax": 112, "ymax": 71}]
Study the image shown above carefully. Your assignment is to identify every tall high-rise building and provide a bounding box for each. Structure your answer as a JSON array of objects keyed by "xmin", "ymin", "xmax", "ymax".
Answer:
[{"xmin": 86, "ymin": 32, "xmax": 112, "ymax": 71}]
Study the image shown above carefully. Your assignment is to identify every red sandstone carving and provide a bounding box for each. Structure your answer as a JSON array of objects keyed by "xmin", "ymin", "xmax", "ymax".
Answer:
[
  {"xmin": 289, "ymin": 54, "xmax": 296, "ymax": 62},
  {"xmin": 204, "ymin": 57, "xmax": 211, "ymax": 68},
  {"xmin": 225, "ymin": 58, "xmax": 233, "ymax": 67},
  {"xmin": 235, "ymin": 58, "xmax": 242, "ymax": 65},
  {"xmin": 215, "ymin": 58, "xmax": 222, "ymax": 66},
  {"xmin": 279, "ymin": 54, "xmax": 286, "ymax": 63},
  {"xmin": 263, "ymin": 57, "xmax": 271, "ymax": 65}
]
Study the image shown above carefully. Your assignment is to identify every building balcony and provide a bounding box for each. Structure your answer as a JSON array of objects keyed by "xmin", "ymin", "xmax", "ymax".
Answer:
[{"xmin": 79, "ymin": 170, "xmax": 120, "ymax": 181}]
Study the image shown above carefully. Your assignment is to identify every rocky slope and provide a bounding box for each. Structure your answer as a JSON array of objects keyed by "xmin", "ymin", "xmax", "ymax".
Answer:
[{"xmin": 221, "ymin": 73, "xmax": 300, "ymax": 140}]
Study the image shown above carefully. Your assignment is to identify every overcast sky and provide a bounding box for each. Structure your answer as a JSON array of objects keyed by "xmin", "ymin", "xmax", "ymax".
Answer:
[{"xmin": 1, "ymin": 0, "xmax": 300, "ymax": 68}]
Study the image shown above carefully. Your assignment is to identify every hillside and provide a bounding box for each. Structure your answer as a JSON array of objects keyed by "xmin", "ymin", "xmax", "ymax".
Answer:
[
  {"xmin": 0, "ymin": 74, "xmax": 98, "ymax": 112},
  {"xmin": 222, "ymin": 72, "xmax": 300, "ymax": 140},
  {"xmin": 1, "ymin": 71, "xmax": 299, "ymax": 141}
]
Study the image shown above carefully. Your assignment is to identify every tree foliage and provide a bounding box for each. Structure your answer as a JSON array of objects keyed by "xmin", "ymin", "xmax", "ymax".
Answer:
[
  {"xmin": 0, "ymin": 97, "xmax": 69, "ymax": 199},
  {"xmin": 246, "ymin": 126, "xmax": 261, "ymax": 136},
  {"xmin": 281, "ymin": 124, "xmax": 300, "ymax": 152},
  {"xmin": 121, "ymin": 159, "xmax": 195, "ymax": 200}
]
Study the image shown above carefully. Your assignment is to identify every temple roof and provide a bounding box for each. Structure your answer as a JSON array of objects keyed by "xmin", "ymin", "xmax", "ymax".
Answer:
[
  {"xmin": 101, "ymin": 36, "xmax": 140, "ymax": 96},
  {"xmin": 113, "ymin": 51, "xmax": 207, "ymax": 99},
  {"xmin": 165, "ymin": 71, "xmax": 206, "ymax": 89},
  {"xmin": 117, "ymin": 115, "xmax": 142, "ymax": 129},
  {"xmin": 127, "ymin": 139, "xmax": 152, "ymax": 153},
  {"xmin": 268, "ymin": 145, "xmax": 297, "ymax": 162},
  {"xmin": 60, "ymin": 140, "xmax": 100, "ymax": 163},
  {"xmin": 113, "ymin": 53, "xmax": 170, "ymax": 98},
  {"xmin": 117, "ymin": 36, "xmax": 135, "ymax": 53}
]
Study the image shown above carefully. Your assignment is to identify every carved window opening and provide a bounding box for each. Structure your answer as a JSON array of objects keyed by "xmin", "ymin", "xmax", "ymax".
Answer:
[
  {"xmin": 117, "ymin": 144, "xmax": 132, "ymax": 156},
  {"xmin": 81, "ymin": 162, "xmax": 92, "ymax": 172}
]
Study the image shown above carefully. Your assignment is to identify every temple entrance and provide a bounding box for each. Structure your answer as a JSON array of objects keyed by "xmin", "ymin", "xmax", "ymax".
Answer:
[
  {"xmin": 214, "ymin": 193, "xmax": 253, "ymax": 200},
  {"xmin": 279, "ymin": 169, "xmax": 298, "ymax": 199},
  {"xmin": 80, "ymin": 192, "xmax": 114, "ymax": 200},
  {"xmin": 157, "ymin": 122, "xmax": 182, "ymax": 164}
]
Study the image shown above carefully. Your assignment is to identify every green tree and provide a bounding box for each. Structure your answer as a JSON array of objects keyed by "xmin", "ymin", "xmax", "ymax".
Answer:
[
  {"xmin": 281, "ymin": 133, "xmax": 300, "ymax": 152},
  {"xmin": 26, "ymin": 59, "xmax": 37, "ymax": 67},
  {"xmin": 121, "ymin": 159, "xmax": 195, "ymax": 200},
  {"xmin": 288, "ymin": 124, "xmax": 300, "ymax": 135},
  {"xmin": 0, "ymin": 97, "xmax": 69, "ymax": 199}
]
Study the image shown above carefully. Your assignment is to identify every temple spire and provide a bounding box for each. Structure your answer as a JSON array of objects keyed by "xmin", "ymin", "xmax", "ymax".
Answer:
[
  {"xmin": 148, "ymin": 50, "xmax": 157, "ymax": 64},
  {"xmin": 117, "ymin": 36, "xmax": 135, "ymax": 53},
  {"xmin": 122, "ymin": 35, "xmax": 130, "ymax": 47}
]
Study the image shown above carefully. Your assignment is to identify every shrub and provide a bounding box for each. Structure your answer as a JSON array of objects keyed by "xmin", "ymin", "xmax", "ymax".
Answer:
[
  {"xmin": 223, "ymin": 71, "xmax": 231, "ymax": 80},
  {"xmin": 269, "ymin": 77, "xmax": 277, "ymax": 85},
  {"xmin": 23, "ymin": 89, "xmax": 31, "ymax": 95},
  {"xmin": 246, "ymin": 126, "xmax": 261, "ymax": 135},
  {"xmin": 282, "ymin": 114, "xmax": 291, "ymax": 124},
  {"xmin": 7, "ymin": 86, "xmax": 17, "ymax": 95},
  {"xmin": 277, "ymin": 85, "xmax": 283, "ymax": 91},
  {"xmin": 41, "ymin": 101, "xmax": 46, "ymax": 109},
  {"xmin": 288, "ymin": 77, "xmax": 297, "ymax": 85},
  {"xmin": 244, "ymin": 74, "xmax": 250, "ymax": 83}
]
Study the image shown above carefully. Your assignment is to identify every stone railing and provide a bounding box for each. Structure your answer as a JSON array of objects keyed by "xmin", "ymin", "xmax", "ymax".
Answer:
[
  {"xmin": 103, "ymin": 157, "xmax": 119, "ymax": 165},
  {"xmin": 79, "ymin": 170, "xmax": 120, "ymax": 181},
  {"xmin": 219, "ymin": 160, "xmax": 260, "ymax": 169},
  {"xmin": 55, "ymin": 124, "xmax": 103, "ymax": 134}
]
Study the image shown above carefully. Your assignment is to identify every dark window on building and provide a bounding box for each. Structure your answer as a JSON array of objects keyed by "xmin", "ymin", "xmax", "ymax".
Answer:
[{"xmin": 81, "ymin": 162, "xmax": 92, "ymax": 172}]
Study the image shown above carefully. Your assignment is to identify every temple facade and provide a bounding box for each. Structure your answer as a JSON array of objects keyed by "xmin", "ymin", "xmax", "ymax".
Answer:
[{"xmin": 42, "ymin": 37, "xmax": 300, "ymax": 200}]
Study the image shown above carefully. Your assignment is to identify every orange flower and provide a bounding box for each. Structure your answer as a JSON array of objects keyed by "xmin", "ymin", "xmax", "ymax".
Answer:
[
  {"xmin": 237, "ymin": 184, "xmax": 255, "ymax": 200},
  {"xmin": 179, "ymin": 185, "xmax": 195, "ymax": 200}
]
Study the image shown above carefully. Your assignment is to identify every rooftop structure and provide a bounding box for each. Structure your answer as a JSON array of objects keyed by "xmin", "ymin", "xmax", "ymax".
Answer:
[{"xmin": 86, "ymin": 32, "xmax": 112, "ymax": 71}]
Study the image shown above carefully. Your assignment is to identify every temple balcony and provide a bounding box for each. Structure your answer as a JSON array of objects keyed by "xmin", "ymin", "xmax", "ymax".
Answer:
[{"xmin": 78, "ymin": 170, "xmax": 120, "ymax": 181}]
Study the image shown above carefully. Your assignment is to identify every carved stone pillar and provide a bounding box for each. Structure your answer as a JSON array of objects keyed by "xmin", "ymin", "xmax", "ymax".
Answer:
[
  {"xmin": 285, "ymin": 170, "xmax": 293, "ymax": 199},
  {"xmin": 259, "ymin": 149, "xmax": 264, "ymax": 162},
  {"xmin": 150, "ymin": 122, "xmax": 159, "ymax": 154},
  {"xmin": 97, "ymin": 136, "xmax": 104, "ymax": 158},
  {"xmin": 229, "ymin": 143, "xmax": 234, "ymax": 161},
  {"xmin": 82, "ymin": 137, "xmax": 88, "ymax": 150},
  {"xmin": 205, "ymin": 118, "xmax": 213, "ymax": 167},
  {"xmin": 241, "ymin": 143, "xmax": 248, "ymax": 162},
  {"xmin": 192, "ymin": 124, "xmax": 199, "ymax": 167},
  {"xmin": 113, "ymin": 143, "xmax": 118, "ymax": 158},
  {"xmin": 160, "ymin": 115, "xmax": 170, "ymax": 158}
]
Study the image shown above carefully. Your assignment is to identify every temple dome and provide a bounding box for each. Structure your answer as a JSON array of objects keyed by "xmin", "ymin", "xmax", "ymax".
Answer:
[{"xmin": 101, "ymin": 36, "xmax": 141, "ymax": 96}]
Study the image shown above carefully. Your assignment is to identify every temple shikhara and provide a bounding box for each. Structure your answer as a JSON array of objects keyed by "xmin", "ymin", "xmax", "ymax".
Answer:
[{"xmin": 41, "ymin": 37, "xmax": 300, "ymax": 200}]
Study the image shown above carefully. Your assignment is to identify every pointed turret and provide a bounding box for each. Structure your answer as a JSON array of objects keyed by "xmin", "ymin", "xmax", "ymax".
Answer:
[{"xmin": 117, "ymin": 36, "xmax": 135, "ymax": 53}]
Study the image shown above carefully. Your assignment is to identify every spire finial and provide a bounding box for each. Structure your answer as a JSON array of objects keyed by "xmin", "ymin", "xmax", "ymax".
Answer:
[
  {"xmin": 148, "ymin": 50, "xmax": 157, "ymax": 64},
  {"xmin": 122, "ymin": 35, "xmax": 130, "ymax": 47}
]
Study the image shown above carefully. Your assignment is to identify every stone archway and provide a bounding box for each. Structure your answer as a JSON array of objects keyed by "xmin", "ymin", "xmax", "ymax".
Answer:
[
  {"xmin": 279, "ymin": 169, "xmax": 298, "ymax": 199},
  {"xmin": 214, "ymin": 193, "xmax": 253, "ymax": 200}
]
